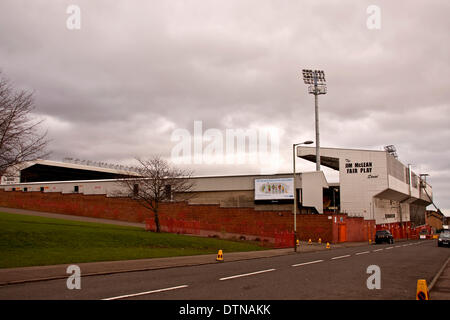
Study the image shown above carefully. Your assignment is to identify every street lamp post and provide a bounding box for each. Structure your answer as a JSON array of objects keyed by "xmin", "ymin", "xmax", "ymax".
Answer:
[
  {"xmin": 301, "ymin": 69, "xmax": 327, "ymax": 171},
  {"xmin": 293, "ymin": 140, "xmax": 314, "ymax": 252}
]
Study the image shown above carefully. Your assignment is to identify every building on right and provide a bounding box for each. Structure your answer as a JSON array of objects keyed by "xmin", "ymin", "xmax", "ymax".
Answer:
[
  {"xmin": 425, "ymin": 210, "xmax": 444, "ymax": 233},
  {"xmin": 297, "ymin": 146, "xmax": 433, "ymax": 235}
]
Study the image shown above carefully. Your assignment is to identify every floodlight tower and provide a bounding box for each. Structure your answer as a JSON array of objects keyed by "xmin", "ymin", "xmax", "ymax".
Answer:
[{"xmin": 302, "ymin": 69, "xmax": 327, "ymax": 171}]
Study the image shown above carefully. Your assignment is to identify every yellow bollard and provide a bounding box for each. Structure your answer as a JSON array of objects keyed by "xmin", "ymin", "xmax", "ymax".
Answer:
[
  {"xmin": 308, "ymin": 239, "xmax": 312, "ymax": 245},
  {"xmin": 216, "ymin": 249, "xmax": 224, "ymax": 262},
  {"xmin": 326, "ymin": 242, "xmax": 330, "ymax": 249},
  {"xmin": 369, "ymin": 239, "xmax": 372, "ymax": 244},
  {"xmin": 416, "ymin": 279, "xmax": 429, "ymax": 300},
  {"xmin": 296, "ymin": 239, "xmax": 299, "ymax": 246},
  {"xmin": 318, "ymin": 238, "xmax": 322, "ymax": 244}
]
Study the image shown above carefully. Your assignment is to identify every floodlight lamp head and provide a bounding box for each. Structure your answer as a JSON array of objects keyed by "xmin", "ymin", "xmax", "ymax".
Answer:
[
  {"xmin": 314, "ymin": 70, "xmax": 326, "ymax": 85},
  {"xmin": 302, "ymin": 69, "xmax": 314, "ymax": 84},
  {"xmin": 302, "ymin": 69, "xmax": 326, "ymax": 85},
  {"xmin": 384, "ymin": 145, "xmax": 398, "ymax": 159},
  {"xmin": 316, "ymin": 70, "xmax": 325, "ymax": 82}
]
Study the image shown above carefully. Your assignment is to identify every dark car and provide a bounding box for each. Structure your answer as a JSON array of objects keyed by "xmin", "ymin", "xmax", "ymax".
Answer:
[
  {"xmin": 438, "ymin": 230, "xmax": 450, "ymax": 247},
  {"xmin": 375, "ymin": 230, "xmax": 394, "ymax": 244}
]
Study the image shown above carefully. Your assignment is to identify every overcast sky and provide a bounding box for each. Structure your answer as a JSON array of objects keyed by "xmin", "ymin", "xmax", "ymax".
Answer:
[{"xmin": 0, "ymin": 0, "xmax": 449, "ymax": 213}]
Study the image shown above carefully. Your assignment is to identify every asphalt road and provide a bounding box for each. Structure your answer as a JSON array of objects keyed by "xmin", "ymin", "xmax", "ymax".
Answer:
[{"xmin": 0, "ymin": 240, "xmax": 448, "ymax": 300}]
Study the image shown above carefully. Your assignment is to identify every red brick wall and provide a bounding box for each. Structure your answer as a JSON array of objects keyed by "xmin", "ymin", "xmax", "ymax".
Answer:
[
  {"xmin": 0, "ymin": 190, "xmax": 372, "ymax": 246},
  {"xmin": 294, "ymin": 215, "xmax": 333, "ymax": 242}
]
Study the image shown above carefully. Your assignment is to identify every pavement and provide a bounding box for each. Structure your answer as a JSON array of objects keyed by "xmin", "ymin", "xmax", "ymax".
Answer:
[{"xmin": 429, "ymin": 255, "xmax": 450, "ymax": 300}]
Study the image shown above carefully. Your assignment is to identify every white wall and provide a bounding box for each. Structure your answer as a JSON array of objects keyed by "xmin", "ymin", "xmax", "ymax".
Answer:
[
  {"xmin": 373, "ymin": 198, "xmax": 412, "ymax": 225},
  {"xmin": 301, "ymin": 171, "xmax": 328, "ymax": 214},
  {"xmin": 338, "ymin": 150, "xmax": 388, "ymax": 220}
]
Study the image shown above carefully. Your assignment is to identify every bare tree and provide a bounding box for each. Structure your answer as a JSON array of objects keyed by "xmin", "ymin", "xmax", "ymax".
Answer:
[
  {"xmin": 0, "ymin": 73, "xmax": 49, "ymax": 176},
  {"xmin": 116, "ymin": 156, "xmax": 194, "ymax": 232}
]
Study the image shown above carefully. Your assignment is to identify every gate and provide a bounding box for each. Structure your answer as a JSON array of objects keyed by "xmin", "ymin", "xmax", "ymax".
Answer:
[{"xmin": 338, "ymin": 223, "xmax": 347, "ymax": 242}]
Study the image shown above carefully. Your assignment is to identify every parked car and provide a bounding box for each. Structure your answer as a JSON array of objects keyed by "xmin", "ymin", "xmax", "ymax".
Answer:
[
  {"xmin": 437, "ymin": 230, "xmax": 450, "ymax": 247},
  {"xmin": 375, "ymin": 230, "xmax": 394, "ymax": 244}
]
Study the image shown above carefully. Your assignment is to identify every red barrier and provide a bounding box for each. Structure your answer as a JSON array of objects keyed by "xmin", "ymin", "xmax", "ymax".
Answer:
[{"xmin": 376, "ymin": 222, "xmax": 413, "ymax": 240}]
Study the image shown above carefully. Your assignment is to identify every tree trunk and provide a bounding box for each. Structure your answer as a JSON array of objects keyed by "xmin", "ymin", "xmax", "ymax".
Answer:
[{"xmin": 154, "ymin": 209, "xmax": 161, "ymax": 233}]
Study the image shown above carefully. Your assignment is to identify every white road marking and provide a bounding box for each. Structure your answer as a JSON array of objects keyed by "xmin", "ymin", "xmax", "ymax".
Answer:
[
  {"xmin": 355, "ymin": 251, "xmax": 370, "ymax": 255},
  {"xmin": 373, "ymin": 249, "xmax": 383, "ymax": 252},
  {"xmin": 402, "ymin": 244, "xmax": 408, "ymax": 247},
  {"xmin": 386, "ymin": 247, "xmax": 394, "ymax": 250},
  {"xmin": 395, "ymin": 246, "xmax": 402, "ymax": 248},
  {"xmin": 219, "ymin": 269, "xmax": 276, "ymax": 281},
  {"xmin": 292, "ymin": 260, "xmax": 324, "ymax": 267},
  {"xmin": 101, "ymin": 285, "xmax": 189, "ymax": 300},
  {"xmin": 331, "ymin": 255, "xmax": 351, "ymax": 260}
]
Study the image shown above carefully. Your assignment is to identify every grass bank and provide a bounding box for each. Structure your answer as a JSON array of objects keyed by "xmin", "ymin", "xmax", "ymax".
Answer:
[{"xmin": 0, "ymin": 211, "xmax": 265, "ymax": 268}]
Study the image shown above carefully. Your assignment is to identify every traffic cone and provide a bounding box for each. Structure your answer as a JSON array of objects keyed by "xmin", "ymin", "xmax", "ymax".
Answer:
[
  {"xmin": 416, "ymin": 279, "xmax": 429, "ymax": 300},
  {"xmin": 308, "ymin": 239, "xmax": 312, "ymax": 245},
  {"xmin": 326, "ymin": 242, "xmax": 330, "ymax": 249},
  {"xmin": 318, "ymin": 238, "xmax": 322, "ymax": 244},
  {"xmin": 216, "ymin": 250, "xmax": 224, "ymax": 262}
]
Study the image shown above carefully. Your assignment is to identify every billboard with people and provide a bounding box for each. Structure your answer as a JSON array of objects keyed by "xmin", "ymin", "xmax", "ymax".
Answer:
[{"xmin": 254, "ymin": 178, "xmax": 294, "ymax": 200}]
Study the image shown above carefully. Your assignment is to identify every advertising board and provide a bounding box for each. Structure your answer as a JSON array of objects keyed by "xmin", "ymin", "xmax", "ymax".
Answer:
[{"xmin": 254, "ymin": 178, "xmax": 294, "ymax": 200}]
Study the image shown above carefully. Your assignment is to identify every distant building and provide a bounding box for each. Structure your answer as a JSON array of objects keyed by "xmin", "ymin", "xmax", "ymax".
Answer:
[{"xmin": 425, "ymin": 210, "xmax": 444, "ymax": 232}]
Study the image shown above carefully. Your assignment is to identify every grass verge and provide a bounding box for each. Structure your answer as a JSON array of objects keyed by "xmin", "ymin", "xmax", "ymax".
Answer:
[{"xmin": 0, "ymin": 211, "xmax": 265, "ymax": 268}]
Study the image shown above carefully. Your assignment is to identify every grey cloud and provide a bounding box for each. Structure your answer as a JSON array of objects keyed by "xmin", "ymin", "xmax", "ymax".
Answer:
[{"xmin": 0, "ymin": 0, "xmax": 449, "ymax": 209}]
